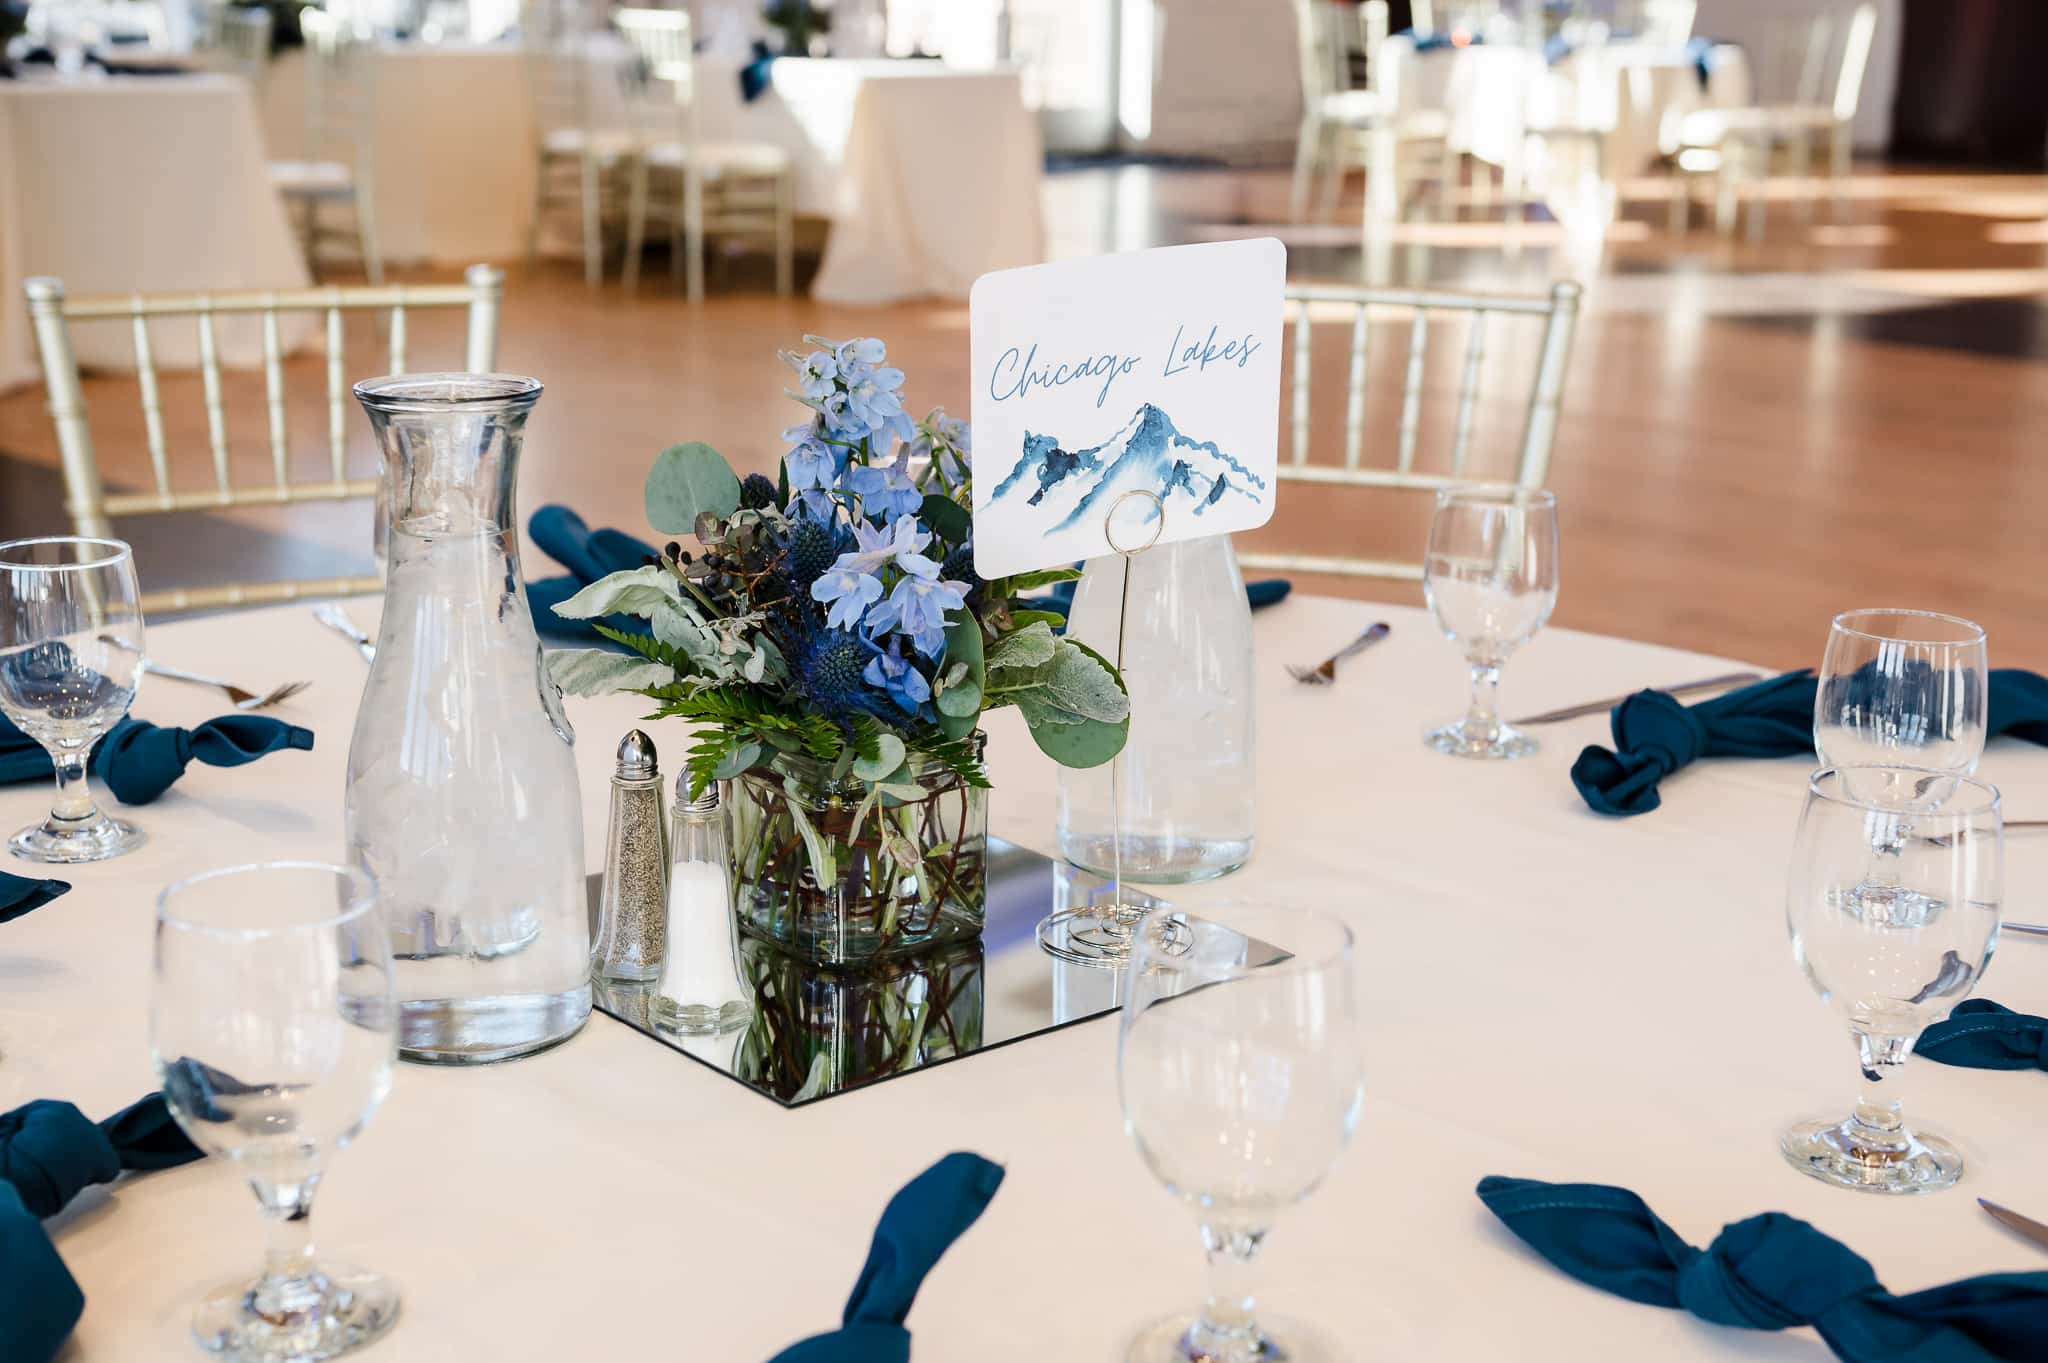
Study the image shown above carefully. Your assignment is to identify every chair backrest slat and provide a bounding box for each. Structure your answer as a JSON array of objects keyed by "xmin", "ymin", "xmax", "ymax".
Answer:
[
  {"xmin": 325, "ymin": 301, "xmax": 346, "ymax": 482},
  {"xmin": 1243, "ymin": 280, "xmax": 1581, "ymax": 582},
  {"xmin": 23, "ymin": 266, "xmax": 505, "ymax": 612},
  {"xmin": 263, "ymin": 304, "xmax": 289, "ymax": 485},
  {"xmin": 1833, "ymin": 4, "xmax": 1879, "ymax": 123},
  {"xmin": 1341, "ymin": 303, "xmax": 1369, "ymax": 470},
  {"xmin": 1450, "ymin": 309, "xmax": 1487, "ymax": 476},
  {"xmin": 130, "ymin": 310, "xmax": 172, "ymax": 497},
  {"xmin": 195, "ymin": 305, "xmax": 231, "ymax": 492}
]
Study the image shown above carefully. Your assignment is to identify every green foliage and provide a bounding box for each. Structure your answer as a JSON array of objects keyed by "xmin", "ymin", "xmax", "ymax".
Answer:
[
  {"xmin": 1005, "ymin": 638, "xmax": 1130, "ymax": 768},
  {"xmin": 645, "ymin": 441, "xmax": 742, "ymax": 534},
  {"xmin": 984, "ymin": 620, "xmax": 1057, "ymax": 673},
  {"xmin": 903, "ymin": 726, "xmax": 993, "ymax": 789},
  {"xmin": 935, "ymin": 612, "xmax": 984, "ymax": 740},
  {"xmin": 640, "ymin": 684, "xmax": 841, "ymax": 796},
  {"xmin": 591, "ymin": 622, "xmax": 693, "ymax": 672},
  {"xmin": 918, "ymin": 492, "xmax": 972, "ymax": 546},
  {"xmin": 1000, "ymin": 566, "xmax": 1083, "ymax": 593}
]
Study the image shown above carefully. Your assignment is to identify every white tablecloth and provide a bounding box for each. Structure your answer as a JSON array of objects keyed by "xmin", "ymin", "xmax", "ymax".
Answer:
[
  {"xmin": 259, "ymin": 45, "xmax": 1045, "ymax": 301},
  {"xmin": 1378, "ymin": 39, "xmax": 1752, "ymax": 184},
  {"xmin": 12, "ymin": 596, "xmax": 2046, "ymax": 1360},
  {"xmin": 0, "ymin": 73, "xmax": 310, "ymax": 390}
]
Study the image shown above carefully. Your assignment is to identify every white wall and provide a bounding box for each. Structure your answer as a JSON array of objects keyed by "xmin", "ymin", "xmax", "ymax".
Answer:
[
  {"xmin": 1143, "ymin": 0, "xmax": 1304, "ymax": 158},
  {"xmin": 1694, "ymin": 0, "xmax": 1903, "ymax": 150}
]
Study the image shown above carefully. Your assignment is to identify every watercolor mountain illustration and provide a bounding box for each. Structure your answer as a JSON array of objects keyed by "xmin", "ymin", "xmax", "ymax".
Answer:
[{"xmin": 989, "ymin": 403, "xmax": 1268, "ymax": 532}]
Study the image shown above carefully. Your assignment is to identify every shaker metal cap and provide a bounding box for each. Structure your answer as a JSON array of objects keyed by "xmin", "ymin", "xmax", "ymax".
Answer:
[
  {"xmin": 676, "ymin": 770, "xmax": 720, "ymax": 812},
  {"xmin": 615, "ymin": 729, "xmax": 659, "ymax": 780}
]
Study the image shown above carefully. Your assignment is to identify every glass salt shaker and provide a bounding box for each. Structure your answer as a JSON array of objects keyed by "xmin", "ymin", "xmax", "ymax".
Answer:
[
  {"xmin": 593, "ymin": 730, "xmax": 668, "ymax": 983},
  {"xmin": 650, "ymin": 780, "xmax": 752, "ymax": 1036}
]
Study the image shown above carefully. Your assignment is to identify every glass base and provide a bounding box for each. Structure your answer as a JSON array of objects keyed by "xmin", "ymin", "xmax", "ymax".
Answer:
[
  {"xmin": 1125, "ymin": 1312, "xmax": 1341, "ymax": 1363},
  {"xmin": 649, "ymin": 997, "xmax": 751, "ymax": 1037},
  {"xmin": 9, "ymin": 814, "xmax": 143, "ymax": 864},
  {"xmin": 1424, "ymin": 720, "xmax": 1537, "ymax": 761},
  {"xmin": 192, "ymin": 1263, "xmax": 398, "ymax": 1363},
  {"xmin": 1780, "ymin": 1115, "xmax": 1964, "ymax": 1194}
]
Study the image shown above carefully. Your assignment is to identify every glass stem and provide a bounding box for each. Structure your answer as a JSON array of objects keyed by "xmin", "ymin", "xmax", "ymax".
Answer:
[
  {"xmin": 1846, "ymin": 1029, "xmax": 1914, "ymax": 1156},
  {"xmin": 249, "ymin": 1176, "xmax": 325, "ymax": 1324},
  {"xmin": 48, "ymin": 747, "xmax": 97, "ymax": 825},
  {"xmin": 1188, "ymin": 1223, "xmax": 1266, "ymax": 1363},
  {"xmin": 1464, "ymin": 662, "xmax": 1503, "ymax": 742}
]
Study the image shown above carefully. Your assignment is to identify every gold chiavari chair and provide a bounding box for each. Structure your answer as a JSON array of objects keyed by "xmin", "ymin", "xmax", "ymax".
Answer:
[
  {"xmin": 273, "ymin": 8, "xmax": 383, "ymax": 284},
  {"xmin": 614, "ymin": 6, "xmax": 794, "ymax": 300},
  {"xmin": 22, "ymin": 266, "xmax": 502, "ymax": 615},
  {"xmin": 1289, "ymin": 0, "xmax": 1448, "ymax": 224},
  {"xmin": 526, "ymin": 34, "xmax": 637, "ymax": 287},
  {"xmin": 1238, "ymin": 280, "xmax": 1580, "ymax": 581}
]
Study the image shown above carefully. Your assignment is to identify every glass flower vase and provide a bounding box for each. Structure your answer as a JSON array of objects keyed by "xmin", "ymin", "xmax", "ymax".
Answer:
[
  {"xmin": 344, "ymin": 374, "xmax": 591, "ymax": 1064},
  {"xmin": 727, "ymin": 740, "xmax": 989, "ymax": 966}
]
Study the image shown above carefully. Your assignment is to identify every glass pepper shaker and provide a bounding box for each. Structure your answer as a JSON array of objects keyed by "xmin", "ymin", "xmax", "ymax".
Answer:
[
  {"xmin": 650, "ymin": 780, "xmax": 752, "ymax": 1036},
  {"xmin": 593, "ymin": 730, "xmax": 667, "ymax": 984}
]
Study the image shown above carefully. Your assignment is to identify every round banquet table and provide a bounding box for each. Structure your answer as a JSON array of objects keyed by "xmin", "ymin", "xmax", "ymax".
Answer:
[
  {"xmin": 0, "ymin": 73, "xmax": 310, "ymax": 391},
  {"xmin": 8, "ymin": 595, "xmax": 2046, "ymax": 1361}
]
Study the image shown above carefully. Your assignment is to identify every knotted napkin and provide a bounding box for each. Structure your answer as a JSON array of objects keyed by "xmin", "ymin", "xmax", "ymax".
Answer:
[
  {"xmin": 767, "ymin": 1152, "xmax": 1006, "ymax": 1363},
  {"xmin": 0, "ymin": 1093, "xmax": 204, "ymax": 1363},
  {"xmin": 1478, "ymin": 1176, "xmax": 2048, "ymax": 1362},
  {"xmin": 1917, "ymin": 1000, "xmax": 2048, "ymax": 1074},
  {"xmin": 1571, "ymin": 668, "xmax": 2048, "ymax": 816},
  {"xmin": 1, "ymin": 871, "xmax": 70, "ymax": 923},
  {"xmin": 1, "ymin": 711, "xmax": 313, "ymax": 806},
  {"xmin": 525, "ymin": 504, "xmax": 659, "ymax": 646}
]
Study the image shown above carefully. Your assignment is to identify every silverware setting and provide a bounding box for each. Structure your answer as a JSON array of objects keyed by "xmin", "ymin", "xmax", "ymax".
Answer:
[
  {"xmin": 313, "ymin": 603, "xmax": 376, "ymax": 663},
  {"xmin": 2001, "ymin": 921, "xmax": 2048, "ymax": 939},
  {"xmin": 141, "ymin": 661, "xmax": 310, "ymax": 712},
  {"xmin": 1979, "ymin": 1199, "xmax": 2048, "ymax": 1254},
  {"xmin": 1510, "ymin": 671, "xmax": 1766, "ymax": 726},
  {"xmin": 1287, "ymin": 621, "xmax": 1391, "ymax": 686}
]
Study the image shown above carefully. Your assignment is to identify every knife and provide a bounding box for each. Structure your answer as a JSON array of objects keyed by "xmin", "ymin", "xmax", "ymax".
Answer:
[
  {"xmin": 1511, "ymin": 671, "xmax": 1765, "ymax": 726},
  {"xmin": 2002, "ymin": 922, "xmax": 2048, "ymax": 939},
  {"xmin": 313, "ymin": 603, "xmax": 376, "ymax": 664},
  {"xmin": 1979, "ymin": 1199, "xmax": 2048, "ymax": 1254}
]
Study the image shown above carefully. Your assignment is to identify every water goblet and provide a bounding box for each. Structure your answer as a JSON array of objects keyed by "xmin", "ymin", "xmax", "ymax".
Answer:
[
  {"xmin": 151, "ymin": 862, "xmax": 401, "ymax": 1361},
  {"xmin": 1422, "ymin": 486, "xmax": 1559, "ymax": 760},
  {"xmin": 0, "ymin": 536, "xmax": 146, "ymax": 863},
  {"xmin": 1815, "ymin": 609, "xmax": 1988, "ymax": 780},
  {"xmin": 1782, "ymin": 768, "xmax": 2002, "ymax": 1194},
  {"xmin": 1118, "ymin": 903, "xmax": 1364, "ymax": 1362}
]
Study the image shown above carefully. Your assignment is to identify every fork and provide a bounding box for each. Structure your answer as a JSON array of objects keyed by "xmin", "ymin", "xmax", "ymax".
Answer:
[
  {"xmin": 140, "ymin": 660, "xmax": 311, "ymax": 711},
  {"xmin": 1287, "ymin": 622, "xmax": 1391, "ymax": 685}
]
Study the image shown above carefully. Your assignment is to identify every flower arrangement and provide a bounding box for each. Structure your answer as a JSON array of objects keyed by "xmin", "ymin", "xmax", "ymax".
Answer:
[{"xmin": 548, "ymin": 336, "xmax": 1130, "ymax": 962}]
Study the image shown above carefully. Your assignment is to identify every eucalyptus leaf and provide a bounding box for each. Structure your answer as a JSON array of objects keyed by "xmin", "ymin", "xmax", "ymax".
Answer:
[
  {"xmin": 936, "ymin": 611, "xmax": 985, "ymax": 740},
  {"xmin": 1022, "ymin": 638, "xmax": 1129, "ymax": 769},
  {"xmin": 1042, "ymin": 639, "xmax": 1131, "ymax": 723},
  {"xmin": 985, "ymin": 620, "xmax": 1057, "ymax": 673},
  {"xmin": 935, "ymin": 677, "xmax": 982, "ymax": 718},
  {"xmin": 852, "ymin": 733, "xmax": 907, "ymax": 782},
  {"xmin": 876, "ymin": 780, "xmax": 925, "ymax": 802},
  {"xmin": 645, "ymin": 441, "xmax": 742, "ymax": 534},
  {"xmin": 1015, "ymin": 692, "xmax": 1085, "ymax": 727},
  {"xmin": 919, "ymin": 492, "xmax": 972, "ymax": 545},
  {"xmin": 544, "ymin": 649, "xmax": 674, "ymax": 697},
  {"xmin": 712, "ymin": 740, "xmax": 764, "ymax": 780}
]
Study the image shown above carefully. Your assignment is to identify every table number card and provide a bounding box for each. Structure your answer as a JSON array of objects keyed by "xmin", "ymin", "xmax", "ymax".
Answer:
[{"xmin": 967, "ymin": 238, "xmax": 1285, "ymax": 578}]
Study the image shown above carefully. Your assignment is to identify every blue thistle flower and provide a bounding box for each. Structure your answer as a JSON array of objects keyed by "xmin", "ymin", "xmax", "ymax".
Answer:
[
  {"xmin": 740, "ymin": 473, "xmax": 778, "ymax": 510},
  {"xmin": 795, "ymin": 628, "xmax": 872, "ymax": 719}
]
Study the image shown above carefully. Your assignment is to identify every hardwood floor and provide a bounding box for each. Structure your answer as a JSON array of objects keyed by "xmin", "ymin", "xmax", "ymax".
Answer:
[{"xmin": 5, "ymin": 163, "xmax": 2047, "ymax": 670}]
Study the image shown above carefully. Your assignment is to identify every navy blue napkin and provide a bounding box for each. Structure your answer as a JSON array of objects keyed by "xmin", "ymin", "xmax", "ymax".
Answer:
[
  {"xmin": 0, "ymin": 1093, "xmax": 202, "ymax": 1363},
  {"xmin": 526, "ymin": 504, "xmax": 659, "ymax": 646},
  {"xmin": 1479, "ymin": 1176, "xmax": 2048, "ymax": 1362},
  {"xmin": 1016, "ymin": 576, "xmax": 1291, "ymax": 623},
  {"xmin": 1918, "ymin": 1001, "xmax": 2047, "ymax": 1073},
  {"xmin": 741, "ymin": 39, "xmax": 777, "ymax": 102},
  {"xmin": 1, "ymin": 872, "xmax": 69, "ymax": 924},
  {"xmin": 767, "ymin": 1152, "xmax": 1005, "ymax": 1363},
  {"xmin": 1, "ymin": 711, "xmax": 313, "ymax": 806},
  {"xmin": 1571, "ymin": 668, "xmax": 2048, "ymax": 817}
]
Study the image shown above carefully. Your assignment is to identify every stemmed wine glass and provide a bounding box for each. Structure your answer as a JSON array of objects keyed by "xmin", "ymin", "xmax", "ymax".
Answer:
[
  {"xmin": 1118, "ymin": 904, "xmax": 1364, "ymax": 1362},
  {"xmin": 1783, "ymin": 768, "xmax": 2002, "ymax": 1193},
  {"xmin": 1815, "ymin": 609, "xmax": 1988, "ymax": 779},
  {"xmin": 152, "ymin": 862, "xmax": 401, "ymax": 1361},
  {"xmin": 0, "ymin": 536, "xmax": 146, "ymax": 862},
  {"xmin": 1422, "ymin": 487, "xmax": 1559, "ymax": 760}
]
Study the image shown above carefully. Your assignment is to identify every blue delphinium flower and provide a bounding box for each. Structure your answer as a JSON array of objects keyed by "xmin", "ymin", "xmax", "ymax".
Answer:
[
  {"xmin": 793, "ymin": 350, "xmax": 837, "ymax": 400},
  {"xmin": 844, "ymin": 453, "xmax": 923, "ymax": 521},
  {"xmin": 784, "ymin": 423, "xmax": 839, "ymax": 491},
  {"xmin": 811, "ymin": 558, "xmax": 883, "ymax": 631},
  {"xmin": 866, "ymin": 571, "xmax": 970, "ymax": 658},
  {"xmin": 863, "ymin": 639, "xmax": 931, "ymax": 716}
]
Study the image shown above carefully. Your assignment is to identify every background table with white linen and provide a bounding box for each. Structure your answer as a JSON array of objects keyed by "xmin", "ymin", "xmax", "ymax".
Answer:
[
  {"xmin": 0, "ymin": 74, "xmax": 309, "ymax": 390},
  {"xmin": 11, "ymin": 596, "xmax": 2046, "ymax": 1361},
  {"xmin": 258, "ymin": 46, "xmax": 1045, "ymax": 301},
  {"xmin": 1378, "ymin": 39, "xmax": 1752, "ymax": 191}
]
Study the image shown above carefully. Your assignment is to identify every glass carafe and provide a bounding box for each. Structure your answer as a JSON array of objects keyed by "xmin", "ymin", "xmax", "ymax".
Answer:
[
  {"xmin": 345, "ymin": 374, "xmax": 590, "ymax": 1064},
  {"xmin": 1056, "ymin": 532, "xmax": 1255, "ymax": 883}
]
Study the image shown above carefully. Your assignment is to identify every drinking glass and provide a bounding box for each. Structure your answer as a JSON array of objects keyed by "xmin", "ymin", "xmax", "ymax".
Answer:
[
  {"xmin": 1783, "ymin": 768, "xmax": 2002, "ymax": 1194},
  {"xmin": 0, "ymin": 536, "xmax": 146, "ymax": 863},
  {"xmin": 1815, "ymin": 609, "xmax": 1988, "ymax": 780},
  {"xmin": 1119, "ymin": 904, "xmax": 1364, "ymax": 1362},
  {"xmin": 1422, "ymin": 486, "xmax": 1559, "ymax": 759},
  {"xmin": 152, "ymin": 862, "xmax": 401, "ymax": 1361}
]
